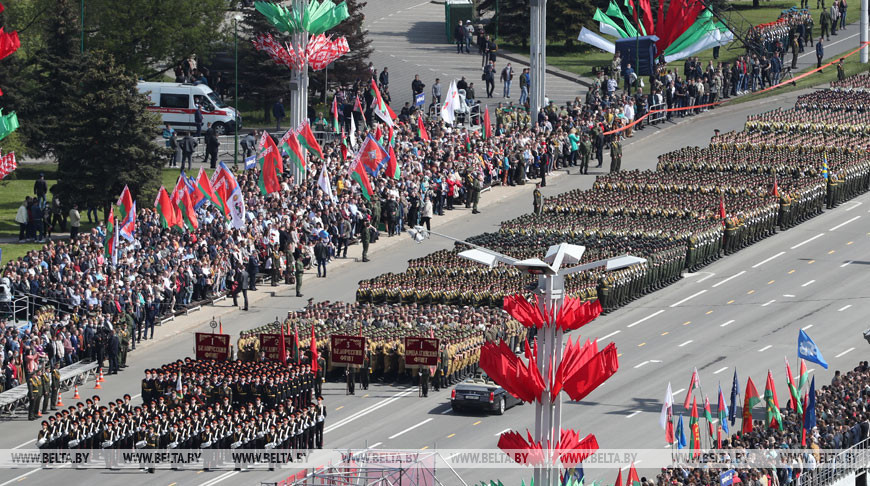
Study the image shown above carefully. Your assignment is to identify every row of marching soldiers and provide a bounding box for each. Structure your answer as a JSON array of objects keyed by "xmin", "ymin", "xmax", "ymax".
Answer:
[{"xmin": 36, "ymin": 359, "xmax": 326, "ymax": 472}]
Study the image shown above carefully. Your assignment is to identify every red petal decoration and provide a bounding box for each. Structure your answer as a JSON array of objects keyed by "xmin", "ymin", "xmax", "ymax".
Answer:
[
  {"xmin": 503, "ymin": 294, "xmax": 545, "ymax": 329},
  {"xmin": 555, "ymin": 298, "xmax": 602, "ymax": 332},
  {"xmin": 0, "ymin": 28, "xmax": 20, "ymax": 61},
  {"xmin": 561, "ymin": 342, "xmax": 620, "ymax": 402},
  {"xmin": 480, "ymin": 340, "xmax": 545, "ymax": 403}
]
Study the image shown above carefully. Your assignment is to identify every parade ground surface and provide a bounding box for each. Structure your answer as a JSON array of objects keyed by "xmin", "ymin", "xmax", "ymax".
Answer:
[{"xmin": 0, "ymin": 83, "xmax": 865, "ymax": 486}]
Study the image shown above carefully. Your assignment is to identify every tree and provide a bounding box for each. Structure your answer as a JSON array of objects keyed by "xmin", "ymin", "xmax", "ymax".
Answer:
[
  {"xmin": 237, "ymin": 4, "xmax": 291, "ymax": 125},
  {"xmin": 81, "ymin": 0, "xmax": 227, "ymax": 79},
  {"xmin": 310, "ymin": 0, "xmax": 374, "ymax": 96},
  {"xmin": 52, "ymin": 50, "xmax": 166, "ymax": 216},
  {"xmin": 483, "ymin": 0, "xmax": 598, "ymax": 48}
]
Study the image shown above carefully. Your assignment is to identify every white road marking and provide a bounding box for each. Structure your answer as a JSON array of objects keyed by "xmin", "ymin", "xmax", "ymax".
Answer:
[
  {"xmin": 791, "ymin": 233, "xmax": 825, "ymax": 249},
  {"xmin": 802, "ymin": 280, "xmax": 816, "ymax": 287},
  {"xmin": 802, "ymin": 324, "xmax": 814, "ymax": 330},
  {"xmin": 720, "ymin": 320, "xmax": 735, "ymax": 327},
  {"xmin": 495, "ymin": 428, "xmax": 511, "ymax": 436},
  {"xmin": 650, "ymin": 360, "xmax": 663, "ymax": 363},
  {"xmin": 626, "ymin": 411, "xmax": 641, "ymax": 418},
  {"xmin": 370, "ymin": 442, "xmax": 383, "ymax": 448},
  {"xmin": 714, "ymin": 366, "xmax": 729, "ymax": 374},
  {"xmin": 758, "ymin": 345, "xmax": 772, "ymax": 352},
  {"xmin": 835, "ymin": 347, "xmax": 855, "ymax": 358},
  {"xmin": 669, "ymin": 290, "xmax": 707, "ymax": 308},
  {"xmin": 599, "ymin": 330, "xmax": 621, "ymax": 341},
  {"xmin": 197, "ymin": 471, "xmax": 239, "ymax": 486},
  {"xmin": 830, "ymin": 216, "xmax": 861, "ymax": 231},
  {"xmin": 846, "ymin": 201, "xmax": 862, "ymax": 211},
  {"xmin": 12, "ymin": 439, "xmax": 35, "ymax": 449},
  {"xmin": 0, "ymin": 470, "xmax": 40, "ymax": 486},
  {"xmin": 628, "ymin": 309, "xmax": 666, "ymax": 326},
  {"xmin": 762, "ymin": 300, "xmax": 776, "ymax": 307},
  {"xmin": 678, "ymin": 340, "xmax": 693, "ymax": 347},
  {"xmin": 752, "ymin": 251, "xmax": 786, "ymax": 268},
  {"xmin": 326, "ymin": 388, "xmax": 416, "ymax": 433},
  {"xmin": 838, "ymin": 305, "xmax": 852, "ymax": 312},
  {"xmin": 712, "ymin": 271, "xmax": 745, "ymax": 288},
  {"xmin": 674, "ymin": 388, "xmax": 686, "ymax": 395},
  {"xmin": 440, "ymin": 408, "xmax": 452, "ymax": 414},
  {"xmin": 634, "ymin": 361, "xmax": 650, "ymax": 369},
  {"xmin": 698, "ymin": 273, "xmax": 715, "ymax": 282},
  {"xmin": 388, "ymin": 418, "xmax": 434, "ymax": 439},
  {"xmin": 783, "ymin": 294, "xmax": 796, "ymax": 298},
  {"xmin": 841, "ymin": 261, "xmax": 853, "ymax": 268}
]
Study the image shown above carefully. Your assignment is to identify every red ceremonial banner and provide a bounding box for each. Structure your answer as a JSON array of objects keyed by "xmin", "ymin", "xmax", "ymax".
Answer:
[
  {"xmin": 330, "ymin": 334, "xmax": 366, "ymax": 367},
  {"xmin": 195, "ymin": 333, "xmax": 231, "ymax": 361},
  {"xmin": 259, "ymin": 333, "xmax": 284, "ymax": 362},
  {"xmin": 404, "ymin": 337, "xmax": 440, "ymax": 368}
]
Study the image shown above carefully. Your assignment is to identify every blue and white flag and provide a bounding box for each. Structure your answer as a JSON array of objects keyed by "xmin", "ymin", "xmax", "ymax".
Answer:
[
  {"xmin": 244, "ymin": 154, "xmax": 257, "ymax": 170},
  {"xmin": 798, "ymin": 329, "xmax": 828, "ymax": 369}
]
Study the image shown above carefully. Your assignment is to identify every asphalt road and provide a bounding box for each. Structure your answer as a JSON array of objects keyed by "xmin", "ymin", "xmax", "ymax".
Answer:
[{"xmin": 1, "ymin": 87, "xmax": 867, "ymax": 486}]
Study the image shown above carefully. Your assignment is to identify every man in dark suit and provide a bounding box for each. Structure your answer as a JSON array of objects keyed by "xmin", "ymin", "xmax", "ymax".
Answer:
[
  {"xmin": 107, "ymin": 330, "xmax": 120, "ymax": 375},
  {"xmin": 314, "ymin": 240, "xmax": 329, "ymax": 278},
  {"xmin": 205, "ymin": 123, "xmax": 220, "ymax": 169},
  {"xmin": 180, "ymin": 132, "xmax": 197, "ymax": 172},
  {"xmin": 236, "ymin": 267, "xmax": 249, "ymax": 311}
]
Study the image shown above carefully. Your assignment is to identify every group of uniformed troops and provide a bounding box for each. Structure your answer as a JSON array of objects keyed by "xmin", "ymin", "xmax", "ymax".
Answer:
[
  {"xmin": 242, "ymin": 302, "xmax": 520, "ymax": 391},
  {"xmin": 27, "ymin": 363, "xmax": 62, "ymax": 421},
  {"xmin": 35, "ymin": 359, "xmax": 326, "ymax": 472}
]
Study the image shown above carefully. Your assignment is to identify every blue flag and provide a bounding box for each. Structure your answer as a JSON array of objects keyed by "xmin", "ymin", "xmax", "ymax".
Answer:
[
  {"xmin": 676, "ymin": 414, "xmax": 687, "ymax": 449},
  {"xmin": 822, "ymin": 154, "xmax": 829, "ymax": 180},
  {"xmin": 798, "ymin": 330, "xmax": 828, "ymax": 369},
  {"xmin": 244, "ymin": 154, "xmax": 257, "ymax": 170},
  {"xmin": 729, "ymin": 369, "xmax": 739, "ymax": 426},
  {"xmin": 803, "ymin": 376, "xmax": 816, "ymax": 444}
]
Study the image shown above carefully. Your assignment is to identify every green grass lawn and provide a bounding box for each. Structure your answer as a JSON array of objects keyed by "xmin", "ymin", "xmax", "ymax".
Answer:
[
  {"xmin": 0, "ymin": 165, "xmax": 212, "ymax": 265},
  {"xmin": 500, "ymin": 1, "xmax": 859, "ymax": 79}
]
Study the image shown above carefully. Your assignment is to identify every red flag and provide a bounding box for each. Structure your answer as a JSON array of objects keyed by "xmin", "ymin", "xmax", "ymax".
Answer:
[
  {"xmin": 257, "ymin": 134, "xmax": 283, "ymax": 194},
  {"xmin": 615, "ymin": 469, "xmax": 623, "ymax": 486},
  {"xmin": 638, "ymin": 0, "xmax": 655, "ymax": 38},
  {"xmin": 154, "ymin": 186, "xmax": 178, "ymax": 229},
  {"xmin": 294, "ymin": 323, "xmax": 300, "ymax": 363},
  {"xmin": 483, "ymin": 107, "xmax": 492, "ymax": 139},
  {"xmin": 627, "ymin": 462, "xmax": 641, "ymax": 486},
  {"xmin": 559, "ymin": 342, "xmax": 619, "ymax": 402},
  {"xmin": 353, "ymin": 96, "xmax": 367, "ymax": 126},
  {"xmin": 689, "ymin": 396, "xmax": 701, "ymax": 456},
  {"xmin": 417, "ymin": 115, "xmax": 430, "ymax": 142},
  {"xmin": 354, "ymin": 134, "xmax": 390, "ymax": 177},
  {"xmin": 742, "ymin": 376, "xmax": 761, "ymax": 433},
  {"xmin": 280, "ymin": 322, "xmax": 287, "ymax": 365},
  {"xmin": 331, "ymin": 96, "xmax": 340, "ymax": 133},
  {"xmin": 0, "ymin": 28, "xmax": 20, "ymax": 61},
  {"xmin": 117, "ymin": 185, "xmax": 134, "ymax": 222},
  {"xmin": 719, "ymin": 194, "xmax": 727, "ymax": 219},
  {"xmin": 772, "ymin": 173, "xmax": 780, "ymax": 197},
  {"xmin": 310, "ymin": 325, "xmax": 319, "ymax": 375},
  {"xmin": 683, "ymin": 368, "xmax": 699, "ymax": 409},
  {"xmin": 178, "ymin": 189, "xmax": 199, "ymax": 231}
]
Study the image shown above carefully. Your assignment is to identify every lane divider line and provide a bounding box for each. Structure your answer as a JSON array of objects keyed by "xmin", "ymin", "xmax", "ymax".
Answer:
[
  {"xmin": 835, "ymin": 347, "xmax": 855, "ymax": 358},
  {"xmin": 791, "ymin": 234, "xmax": 825, "ymax": 250},
  {"xmin": 830, "ymin": 216, "xmax": 861, "ymax": 231},
  {"xmin": 388, "ymin": 418, "xmax": 434, "ymax": 439},
  {"xmin": 762, "ymin": 300, "xmax": 776, "ymax": 307},
  {"xmin": 753, "ymin": 252, "xmax": 786, "ymax": 268},
  {"xmin": 628, "ymin": 309, "xmax": 666, "ymax": 326},
  {"xmin": 838, "ymin": 305, "xmax": 852, "ymax": 312},
  {"xmin": 712, "ymin": 271, "xmax": 746, "ymax": 288},
  {"xmin": 802, "ymin": 324, "xmax": 814, "ymax": 330},
  {"xmin": 758, "ymin": 345, "xmax": 772, "ymax": 352},
  {"xmin": 678, "ymin": 340, "xmax": 693, "ymax": 347},
  {"xmin": 802, "ymin": 280, "xmax": 816, "ymax": 287},
  {"xmin": 720, "ymin": 320, "xmax": 735, "ymax": 327},
  {"xmin": 714, "ymin": 366, "xmax": 729, "ymax": 374},
  {"xmin": 669, "ymin": 291, "xmax": 707, "ymax": 308}
]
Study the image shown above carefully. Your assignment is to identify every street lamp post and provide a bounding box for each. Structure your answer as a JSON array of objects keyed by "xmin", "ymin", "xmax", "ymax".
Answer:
[
  {"xmin": 234, "ymin": 13, "xmax": 243, "ymax": 168},
  {"xmin": 407, "ymin": 227, "xmax": 645, "ymax": 486},
  {"xmin": 529, "ymin": 0, "xmax": 547, "ymax": 122}
]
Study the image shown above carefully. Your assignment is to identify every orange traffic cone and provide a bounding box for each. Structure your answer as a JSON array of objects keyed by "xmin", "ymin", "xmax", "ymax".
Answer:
[
  {"xmin": 56, "ymin": 394, "xmax": 64, "ymax": 407},
  {"xmin": 37, "ymin": 411, "xmax": 42, "ymax": 417},
  {"xmin": 73, "ymin": 385, "xmax": 80, "ymax": 399},
  {"xmin": 94, "ymin": 379, "xmax": 102, "ymax": 390},
  {"xmin": 97, "ymin": 371, "xmax": 105, "ymax": 383}
]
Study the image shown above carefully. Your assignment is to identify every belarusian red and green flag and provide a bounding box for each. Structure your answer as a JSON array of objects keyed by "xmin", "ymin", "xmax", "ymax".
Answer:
[
  {"xmin": 370, "ymin": 78, "xmax": 396, "ymax": 125},
  {"xmin": 178, "ymin": 187, "xmax": 199, "ymax": 231},
  {"xmin": 104, "ymin": 206, "xmax": 116, "ymax": 260},
  {"xmin": 297, "ymin": 120, "xmax": 325, "ymax": 160},
  {"xmin": 742, "ymin": 376, "xmax": 761, "ymax": 434},
  {"xmin": 765, "ymin": 370, "xmax": 783, "ymax": 430},
  {"xmin": 417, "ymin": 114, "xmax": 430, "ymax": 142},
  {"xmin": 195, "ymin": 168, "xmax": 223, "ymax": 215},
  {"xmin": 385, "ymin": 123, "xmax": 400, "ymax": 180},
  {"xmin": 785, "ymin": 357, "xmax": 803, "ymax": 415},
  {"xmin": 258, "ymin": 132, "xmax": 284, "ymax": 194},
  {"xmin": 331, "ymin": 96, "xmax": 340, "ymax": 133},
  {"xmin": 689, "ymin": 396, "xmax": 701, "ymax": 456},
  {"xmin": 703, "ymin": 394, "xmax": 714, "ymax": 437},
  {"xmin": 154, "ymin": 186, "xmax": 177, "ymax": 229},
  {"xmin": 117, "ymin": 185, "xmax": 134, "ymax": 222},
  {"xmin": 683, "ymin": 367, "xmax": 699, "ymax": 409},
  {"xmin": 627, "ymin": 463, "xmax": 641, "ymax": 486}
]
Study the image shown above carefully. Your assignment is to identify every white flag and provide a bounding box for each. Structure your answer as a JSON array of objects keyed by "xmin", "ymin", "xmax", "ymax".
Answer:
[
  {"xmin": 318, "ymin": 165, "xmax": 334, "ymax": 201},
  {"xmin": 349, "ymin": 115, "xmax": 357, "ymax": 149},
  {"xmin": 660, "ymin": 382, "xmax": 674, "ymax": 430},
  {"xmin": 440, "ymin": 80, "xmax": 460, "ymax": 125}
]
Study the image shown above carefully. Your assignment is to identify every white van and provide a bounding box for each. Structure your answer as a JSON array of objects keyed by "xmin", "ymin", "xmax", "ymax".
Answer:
[{"xmin": 137, "ymin": 82, "xmax": 241, "ymax": 135}]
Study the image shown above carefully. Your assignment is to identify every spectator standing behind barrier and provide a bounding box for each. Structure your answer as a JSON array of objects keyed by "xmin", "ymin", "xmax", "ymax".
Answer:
[
  {"xmin": 454, "ymin": 20, "xmax": 466, "ymax": 54},
  {"xmin": 273, "ymin": 98, "xmax": 285, "ymax": 131},
  {"xmin": 68, "ymin": 203, "xmax": 80, "ymax": 242},
  {"xmin": 205, "ymin": 122, "xmax": 220, "ymax": 169},
  {"xmin": 501, "ymin": 63, "xmax": 513, "ymax": 99},
  {"xmin": 432, "ymin": 78, "xmax": 442, "ymax": 105},
  {"xmin": 484, "ymin": 61, "xmax": 495, "ymax": 98},
  {"xmin": 15, "ymin": 198, "xmax": 28, "ymax": 242},
  {"xmin": 180, "ymin": 132, "xmax": 196, "ymax": 172},
  {"xmin": 194, "ymin": 104, "xmax": 204, "ymax": 137},
  {"xmin": 816, "ymin": 38, "xmax": 824, "ymax": 69},
  {"xmin": 34, "ymin": 173, "xmax": 48, "ymax": 205}
]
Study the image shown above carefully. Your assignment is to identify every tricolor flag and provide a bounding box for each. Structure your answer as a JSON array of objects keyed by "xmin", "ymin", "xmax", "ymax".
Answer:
[
  {"xmin": 660, "ymin": 382, "xmax": 675, "ymax": 444},
  {"xmin": 785, "ymin": 356, "xmax": 803, "ymax": 415},
  {"xmin": 742, "ymin": 376, "xmax": 761, "ymax": 434},
  {"xmin": 212, "ymin": 162, "xmax": 245, "ymax": 229},
  {"xmin": 683, "ymin": 367, "xmax": 699, "ymax": 410},
  {"xmin": 717, "ymin": 383, "xmax": 729, "ymax": 435},
  {"xmin": 370, "ymin": 78, "xmax": 396, "ymax": 125},
  {"xmin": 119, "ymin": 201, "xmax": 136, "ymax": 242}
]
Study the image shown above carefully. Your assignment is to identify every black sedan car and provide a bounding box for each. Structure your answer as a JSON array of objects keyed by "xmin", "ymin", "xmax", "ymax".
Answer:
[{"xmin": 450, "ymin": 375, "xmax": 522, "ymax": 415}]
